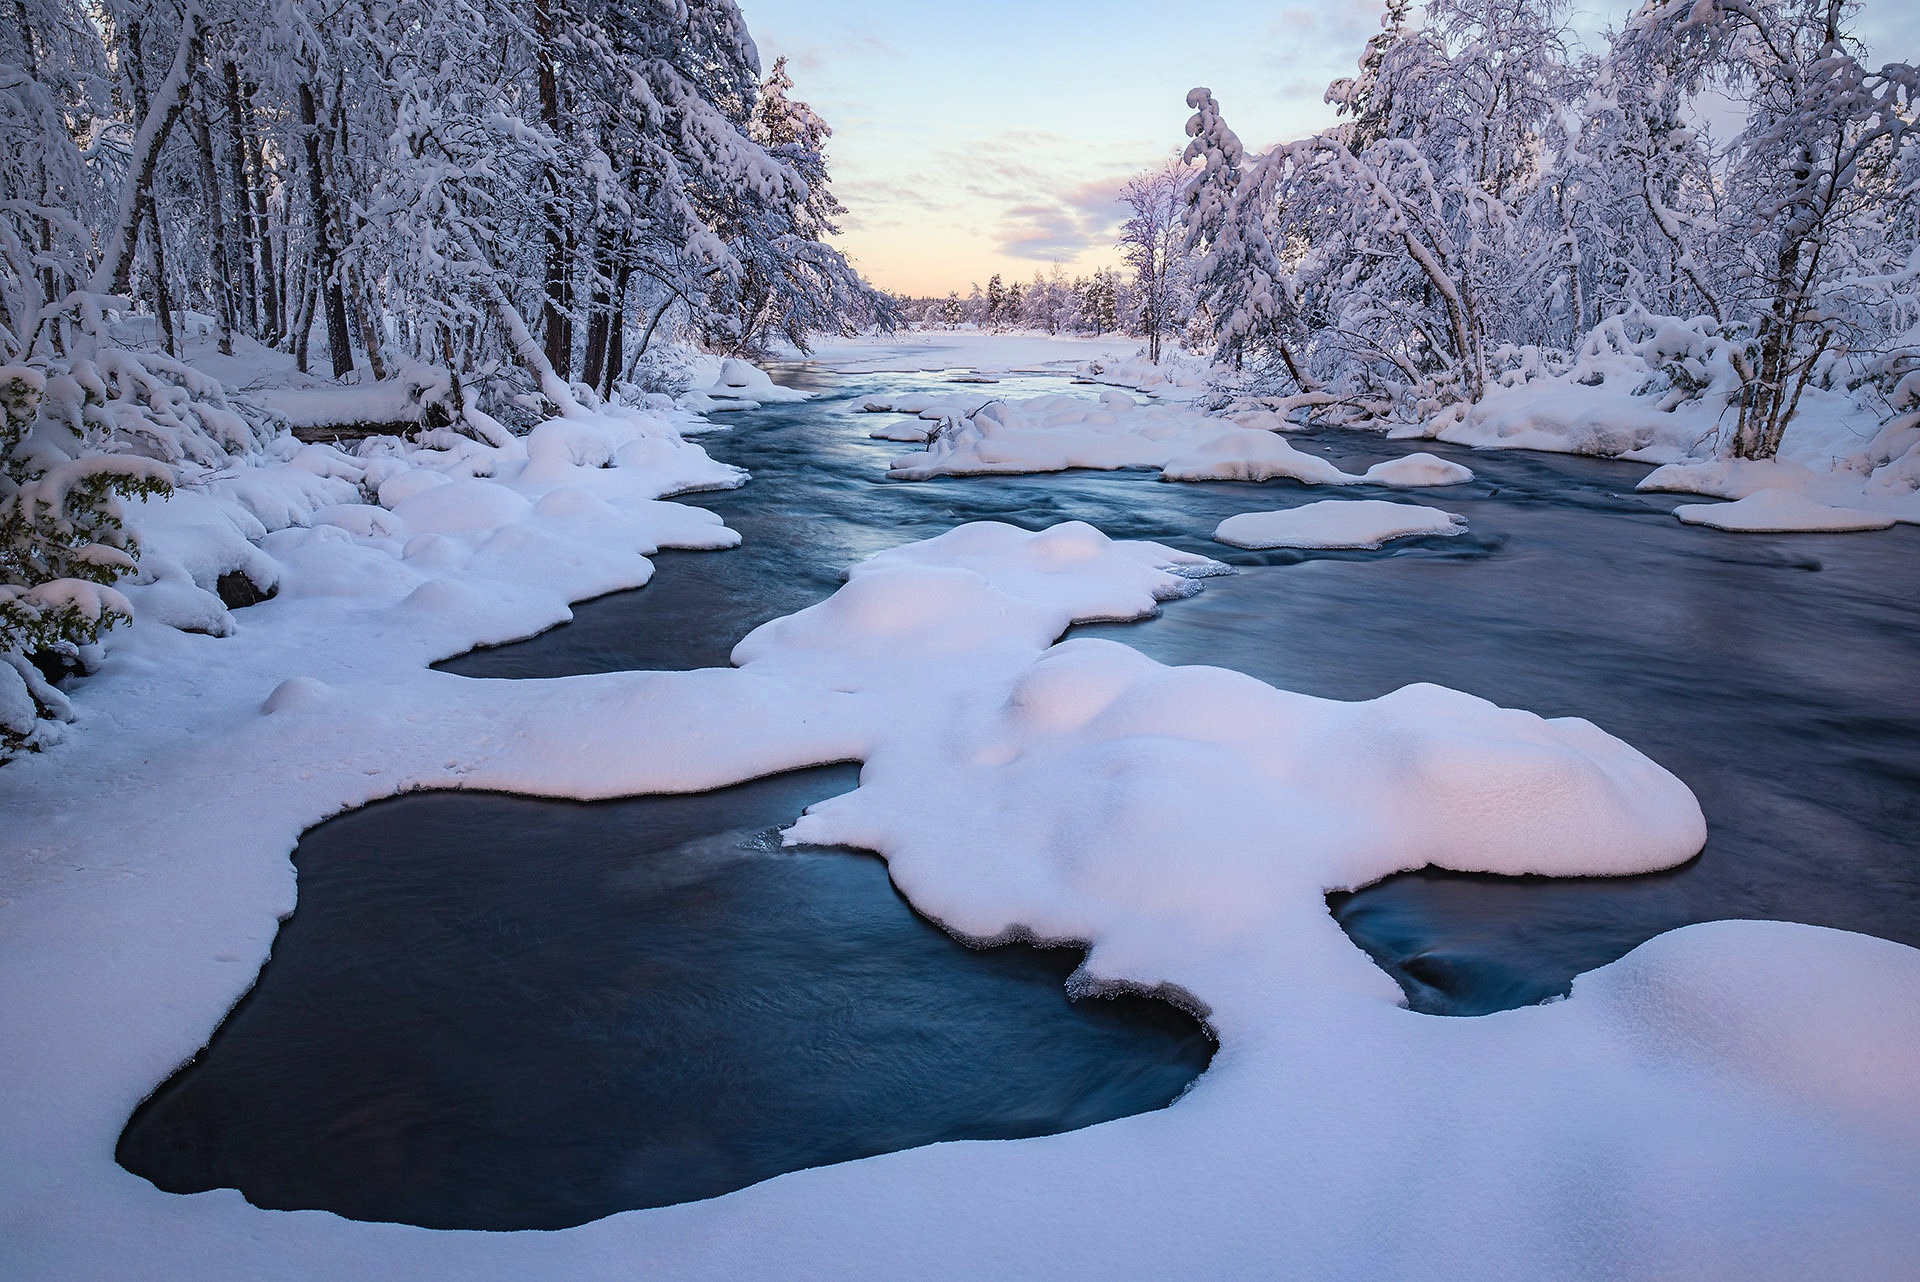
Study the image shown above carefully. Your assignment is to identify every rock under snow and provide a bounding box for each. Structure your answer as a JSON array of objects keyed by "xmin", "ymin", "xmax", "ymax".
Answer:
[
  {"xmin": 1673, "ymin": 489, "xmax": 1898, "ymax": 532},
  {"xmin": 880, "ymin": 390, "xmax": 1474, "ymax": 489},
  {"xmin": 1214, "ymin": 499, "xmax": 1468, "ymax": 549}
]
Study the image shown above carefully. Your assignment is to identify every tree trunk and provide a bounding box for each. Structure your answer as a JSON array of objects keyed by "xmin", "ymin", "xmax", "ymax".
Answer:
[
  {"xmin": 186, "ymin": 97, "xmax": 236, "ymax": 355},
  {"xmin": 636, "ymin": 293, "xmax": 674, "ymax": 359},
  {"xmin": 534, "ymin": 0, "xmax": 573, "ymax": 379},
  {"xmin": 352, "ymin": 266, "xmax": 389, "ymax": 382},
  {"xmin": 291, "ymin": 256, "xmax": 316, "ymax": 375},
  {"xmin": 221, "ymin": 62, "xmax": 258, "ymax": 333},
  {"xmin": 242, "ymin": 79, "xmax": 281, "ymax": 344},
  {"xmin": 90, "ymin": 9, "xmax": 203, "ymax": 299},
  {"xmin": 146, "ymin": 208, "xmax": 178, "ymax": 357},
  {"xmin": 599, "ymin": 263, "xmax": 632, "ymax": 399},
  {"xmin": 297, "ymin": 80, "xmax": 354, "ymax": 379},
  {"xmin": 580, "ymin": 232, "xmax": 614, "ymax": 393}
]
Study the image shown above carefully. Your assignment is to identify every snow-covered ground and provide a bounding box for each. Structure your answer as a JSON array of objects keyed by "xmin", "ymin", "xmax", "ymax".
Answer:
[
  {"xmin": 788, "ymin": 328, "xmax": 1139, "ymax": 376},
  {"xmin": 5, "ymin": 334, "xmax": 1920, "ymax": 1279},
  {"xmin": 1403, "ymin": 379, "xmax": 1920, "ymax": 532},
  {"xmin": 863, "ymin": 385, "xmax": 1472, "ymax": 489},
  {"xmin": 878, "ymin": 329, "xmax": 1920, "ymax": 537}
]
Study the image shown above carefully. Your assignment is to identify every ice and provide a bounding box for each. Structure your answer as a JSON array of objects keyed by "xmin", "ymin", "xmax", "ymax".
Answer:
[{"xmin": 1214, "ymin": 499, "xmax": 1467, "ymax": 549}]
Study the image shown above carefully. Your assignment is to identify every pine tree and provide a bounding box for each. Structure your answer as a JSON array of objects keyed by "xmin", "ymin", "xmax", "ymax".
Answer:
[{"xmin": 1180, "ymin": 89, "xmax": 1307, "ymax": 385}]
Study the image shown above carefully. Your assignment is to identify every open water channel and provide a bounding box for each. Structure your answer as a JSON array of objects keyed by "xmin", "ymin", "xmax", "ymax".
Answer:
[{"xmin": 120, "ymin": 363, "xmax": 1920, "ymax": 1229}]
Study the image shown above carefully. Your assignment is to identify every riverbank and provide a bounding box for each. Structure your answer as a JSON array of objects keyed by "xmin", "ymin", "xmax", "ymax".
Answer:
[{"xmin": 3, "ymin": 350, "xmax": 1918, "ymax": 1281}]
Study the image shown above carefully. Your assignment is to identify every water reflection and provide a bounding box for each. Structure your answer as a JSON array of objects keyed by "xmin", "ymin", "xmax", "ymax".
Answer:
[{"xmin": 118, "ymin": 766, "xmax": 1213, "ymax": 1229}]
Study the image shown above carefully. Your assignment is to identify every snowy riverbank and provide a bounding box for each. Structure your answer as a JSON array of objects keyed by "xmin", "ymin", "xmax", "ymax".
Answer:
[{"xmin": 4, "ymin": 348, "xmax": 1918, "ymax": 1280}]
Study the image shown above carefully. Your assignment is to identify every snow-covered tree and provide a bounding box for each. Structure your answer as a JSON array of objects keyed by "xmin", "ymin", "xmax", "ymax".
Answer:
[
  {"xmin": 1118, "ymin": 161, "xmax": 1192, "ymax": 362},
  {"xmin": 1180, "ymin": 90, "xmax": 1309, "ymax": 386},
  {"xmin": 1610, "ymin": 0, "xmax": 1919, "ymax": 457},
  {"xmin": 1, "ymin": 363, "xmax": 170, "ymax": 754}
]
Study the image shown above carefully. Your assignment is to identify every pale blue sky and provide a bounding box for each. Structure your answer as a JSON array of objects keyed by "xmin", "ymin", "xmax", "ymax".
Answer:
[{"xmin": 738, "ymin": 1, "xmax": 1920, "ymax": 296}]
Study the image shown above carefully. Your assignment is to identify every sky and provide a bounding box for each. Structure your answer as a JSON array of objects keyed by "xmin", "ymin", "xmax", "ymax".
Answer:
[{"xmin": 739, "ymin": 0, "xmax": 1920, "ymax": 299}]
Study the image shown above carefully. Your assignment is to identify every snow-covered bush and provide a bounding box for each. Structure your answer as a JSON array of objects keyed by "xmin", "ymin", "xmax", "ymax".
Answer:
[{"xmin": 1, "ymin": 364, "xmax": 170, "ymax": 755}]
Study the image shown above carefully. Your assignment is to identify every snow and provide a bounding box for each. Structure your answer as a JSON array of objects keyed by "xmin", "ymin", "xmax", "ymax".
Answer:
[
  {"xmin": 253, "ymin": 365, "xmax": 455, "ymax": 430},
  {"xmin": 4, "ymin": 358, "xmax": 1918, "ymax": 1278},
  {"xmin": 1214, "ymin": 499, "xmax": 1468, "ymax": 549},
  {"xmin": 1672, "ymin": 490, "xmax": 1898, "ymax": 533},
  {"xmin": 681, "ymin": 356, "xmax": 812, "ymax": 413},
  {"xmin": 872, "ymin": 388, "xmax": 1474, "ymax": 490},
  {"xmin": 1639, "ymin": 456, "xmax": 1920, "ymax": 528},
  {"xmin": 1414, "ymin": 378, "xmax": 1713, "ymax": 463},
  {"xmin": 1414, "ymin": 378, "xmax": 1919, "ymax": 531},
  {"xmin": 789, "ymin": 330, "xmax": 1139, "ymax": 376}
]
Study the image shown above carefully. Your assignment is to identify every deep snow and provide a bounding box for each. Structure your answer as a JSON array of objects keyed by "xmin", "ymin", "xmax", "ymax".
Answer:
[
  {"xmin": 3, "ymin": 336, "xmax": 1918, "ymax": 1280},
  {"xmin": 1214, "ymin": 499, "xmax": 1467, "ymax": 549}
]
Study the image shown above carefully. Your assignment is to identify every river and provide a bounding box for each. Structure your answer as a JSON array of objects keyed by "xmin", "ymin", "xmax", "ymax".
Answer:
[{"xmin": 119, "ymin": 363, "xmax": 1920, "ymax": 1228}]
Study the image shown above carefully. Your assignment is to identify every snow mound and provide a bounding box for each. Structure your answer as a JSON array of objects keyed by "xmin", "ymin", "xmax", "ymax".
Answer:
[
  {"xmin": 1361, "ymin": 453, "xmax": 1475, "ymax": 487},
  {"xmin": 1673, "ymin": 490, "xmax": 1897, "ymax": 532},
  {"xmin": 1160, "ymin": 428, "xmax": 1355, "ymax": 484},
  {"xmin": 881, "ymin": 391, "xmax": 1472, "ymax": 489},
  {"xmin": 1571, "ymin": 919, "xmax": 1920, "ymax": 1135},
  {"xmin": 1640, "ymin": 457, "xmax": 1919, "ymax": 527},
  {"xmin": 733, "ymin": 522, "xmax": 1229, "ymax": 688},
  {"xmin": 1214, "ymin": 499, "xmax": 1467, "ymax": 549},
  {"xmin": 789, "ymin": 635, "xmax": 1706, "ymax": 988},
  {"xmin": 1416, "ymin": 374, "xmax": 1919, "ymax": 526},
  {"xmin": 1419, "ymin": 380, "xmax": 1708, "ymax": 463},
  {"xmin": 682, "ymin": 357, "xmax": 811, "ymax": 412}
]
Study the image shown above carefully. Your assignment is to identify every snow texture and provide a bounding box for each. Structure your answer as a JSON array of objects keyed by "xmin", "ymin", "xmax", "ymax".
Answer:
[
  {"xmin": 681, "ymin": 357, "xmax": 813, "ymax": 413},
  {"xmin": 1420, "ymin": 381, "xmax": 1919, "ymax": 530},
  {"xmin": 4, "ymin": 377, "xmax": 1918, "ymax": 1280},
  {"xmin": 2, "ymin": 323, "xmax": 1916, "ymax": 1276},
  {"xmin": 874, "ymin": 387, "xmax": 1473, "ymax": 489},
  {"xmin": 1672, "ymin": 490, "xmax": 1898, "ymax": 532},
  {"xmin": 1214, "ymin": 499, "xmax": 1467, "ymax": 549}
]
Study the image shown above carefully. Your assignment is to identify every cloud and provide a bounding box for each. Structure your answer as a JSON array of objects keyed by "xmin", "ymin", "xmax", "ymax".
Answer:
[{"xmin": 994, "ymin": 178, "xmax": 1125, "ymax": 260}]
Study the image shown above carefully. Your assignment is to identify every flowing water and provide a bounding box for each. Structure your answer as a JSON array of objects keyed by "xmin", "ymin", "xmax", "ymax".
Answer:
[{"xmin": 122, "ymin": 362, "xmax": 1920, "ymax": 1227}]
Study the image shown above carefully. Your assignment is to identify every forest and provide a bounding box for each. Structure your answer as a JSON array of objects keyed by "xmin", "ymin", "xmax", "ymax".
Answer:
[
  {"xmin": 4, "ymin": 3, "xmax": 1920, "ymax": 1278},
  {"xmin": 2, "ymin": 0, "xmax": 892, "ymax": 742}
]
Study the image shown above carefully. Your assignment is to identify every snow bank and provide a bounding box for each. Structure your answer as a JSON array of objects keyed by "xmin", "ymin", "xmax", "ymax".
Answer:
[
  {"xmin": 793, "ymin": 330, "xmax": 1133, "ymax": 376},
  {"xmin": 1076, "ymin": 349, "xmax": 1213, "ymax": 401},
  {"xmin": 681, "ymin": 357, "xmax": 811, "ymax": 412},
  {"xmin": 254, "ymin": 365, "xmax": 454, "ymax": 431},
  {"xmin": 105, "ymin": 396, "xmax": 746, "ymax": 657},
  {"xmin": 4, "ymin": 400, "xmax": 1917, "ymax": 1280},
  {"xmin": 1417, "ymin": 379, "xmax": 1714, "ymax": 463},
  {"xmin": 1412, "ymin": 372, "xmax": 1918, "ymax": 530},
  {"xmin": 1639, "ymin": 456, "xmax": 1920, "ymax": 528},
  {"xmin": 1214, "ymin": 499, "xmax": 1467, "ymax": 549},
  {"xmin": 1672, "ymin": 490, "xmax": 1898, "ymax": 532},
  {"xmin": 877, "ymin": 389, "xmax": 1474, "ymax": 490}
]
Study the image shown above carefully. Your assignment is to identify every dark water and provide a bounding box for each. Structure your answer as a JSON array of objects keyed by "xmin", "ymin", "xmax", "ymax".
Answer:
[
  {"xmin": 126, "ymin": 364, "xmax": 1920, "ymax": 1228},
  {"xmin": 118, "ymin": 765, "xmax": 1212, "ymax": 1229},
  {"xmin": 449, "ymin": 367, "xmax": 1920, "ymax": 1016}
]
